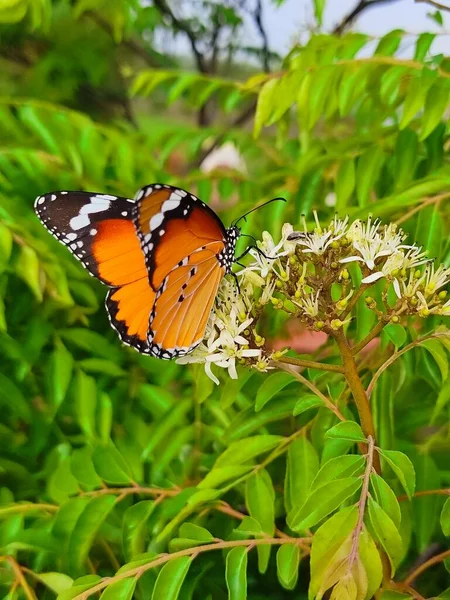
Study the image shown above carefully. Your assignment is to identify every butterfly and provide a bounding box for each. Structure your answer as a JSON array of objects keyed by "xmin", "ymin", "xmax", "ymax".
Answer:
[{"xmin": 34, "ymin": 184, "xmax": 245, "ymax": 359}]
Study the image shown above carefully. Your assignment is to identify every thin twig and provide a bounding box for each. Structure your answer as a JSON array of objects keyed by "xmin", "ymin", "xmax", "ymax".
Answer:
[
  {"xmin": 277, "ymin": 363, "xmax": 346, "ymax": 421},
  {"xmin": 0, "ymin": 503, "xmax": 58, "ymax": 517},
  {"xmin": 73, "ymin": 537, "xmax": 304, "ymax": 600},
  {"xmin": 397, "ymin": 488, "xmax": 450, "ymax": 502},
  {"xmin": 80, "ymin": 486, "xmax": 179, "ymax": 499},
  {"xmin": 0, "ymin": 557, "xmax": 37, "ymax": 600},
  {"xmin": 333, "ymin": 0, "xmax": 402, "ymax": 35},
  {"xmin": 415, "ymin": 0, "xmax": 450, "ymax": 11},
  {"xmin": 349, "ymin": 437, "xmax": 374, "ymax": 565},
  {"xmin": 277, "ymin": 355, "xmax": 345, "ymax": 373},
  {"xmin": 153, "ymin": 0, "xmax": 208, "ymax": 74},
  {"xmin": 352, "ymin": 320, "xmax": 387, "ymax": 355},
  {"xmin": 395, "ymin": 193, "xmax": 450, "ymax": 226},
  {"xmin": 403, "ymin": 548, "xmax": 450, "ymax": 586},
  {"xmin": 367, "ymin": 331, "xmax": 450, "ymax": 399}
]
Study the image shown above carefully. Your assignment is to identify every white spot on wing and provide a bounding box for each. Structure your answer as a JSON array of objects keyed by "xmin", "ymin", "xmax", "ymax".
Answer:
[
  {"xmin": 69, "ymin": 201, "xmax": 111, "ymax": 231},
  {"xmin": 149, "ymin": 212, "xmax": 164, "ymax": 231},
  {"xmin": 66, "ymin": 233, "xmax": 77, "ymax": 241},
  {"xmin": 162, "ymin": 199, "xmax": 180, "ymax": 212}
]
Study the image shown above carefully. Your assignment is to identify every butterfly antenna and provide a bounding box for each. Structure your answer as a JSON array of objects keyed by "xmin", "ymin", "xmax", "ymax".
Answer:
[{"xmin": 232, "ymin": 197, "xmax": 286, "ymax": 228}]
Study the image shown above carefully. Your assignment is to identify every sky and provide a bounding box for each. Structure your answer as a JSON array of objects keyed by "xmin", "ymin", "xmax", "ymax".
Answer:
[
  {"xmin": 164, "ymin": 1, "xmax": 450, "ymax": 64},
  {"xmin": 257, "ymin": 0, "xmax": 450, "ymax": 55}
]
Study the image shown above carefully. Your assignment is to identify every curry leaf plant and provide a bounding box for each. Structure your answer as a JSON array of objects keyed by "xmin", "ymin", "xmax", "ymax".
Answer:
[{"xmin": 1, "ymin": 2, "xmax": 450, "ymax": 599}]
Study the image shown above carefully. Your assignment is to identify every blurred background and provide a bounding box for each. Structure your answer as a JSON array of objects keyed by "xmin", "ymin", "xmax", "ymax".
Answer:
[{"xmin": 1, "ymin": 1, "xmax": 450, "ymax": 598}]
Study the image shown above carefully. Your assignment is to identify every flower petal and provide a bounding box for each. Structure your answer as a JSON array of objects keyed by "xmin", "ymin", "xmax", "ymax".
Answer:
[{"xmin": 361, "ymin": 272, "xmax": 385, "ymax": 284}]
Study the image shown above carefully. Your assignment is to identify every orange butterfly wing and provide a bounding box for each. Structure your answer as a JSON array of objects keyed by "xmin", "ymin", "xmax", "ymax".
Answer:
[
  {"xmin": 148, "ymin": 245, "xmax": 225, "ymax": 358},
  {"xmin": 35, "ymin": 191, "xmax": 156, "ymax": 351},
  {"xmin": 35, "ymin": 185, "xmax": 236, "ymax": 358}
]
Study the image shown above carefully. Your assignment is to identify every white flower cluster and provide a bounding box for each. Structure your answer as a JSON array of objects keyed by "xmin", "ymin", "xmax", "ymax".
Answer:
[{"xmin": 178, "ymin": 213, "xmax": 450, "ymax": 384}]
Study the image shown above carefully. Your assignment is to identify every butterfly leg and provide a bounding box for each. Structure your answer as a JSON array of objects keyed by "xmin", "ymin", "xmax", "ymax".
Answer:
[{"xmin": 230, "ymin": 271, "xmax": 241, "ymax": 294}]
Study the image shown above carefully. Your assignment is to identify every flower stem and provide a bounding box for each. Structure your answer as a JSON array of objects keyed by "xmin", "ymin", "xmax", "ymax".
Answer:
[
  {"xmin": 351, "ymin": 320, "xmax": 386, "ymax": 355},
  {"xmin": 333, "ymin": 330, "xmax": 381, "ymax": 474},
  {"xmin": 277, "ymin": 355, "xmax": 344, "ymax": 373}
]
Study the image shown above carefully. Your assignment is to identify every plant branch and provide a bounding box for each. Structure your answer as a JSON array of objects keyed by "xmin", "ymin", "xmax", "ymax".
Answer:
[
  {"xmin": 277, "ymin": 363, "xmax": 346, "ymax": 421},
  {"xmin": 0, "ymin": 557, "xmax": 37, "ymax": 600},
  {"xmin": 80, "ymin": 486, "xmax": 180, "ymax": 499},
  {"xmin": 277, "ymin": 355, "xmax": 345, "ymax": 373},
  {"xmin": 403, "ymin": 548, "xmax": 450, "ymax": 586},
  {"xmin": 397, "ymin": 487, "xmax": 450, "ymax": 502},
  {"xmin": 72, "ymin": 537, "xmax": 304, "ymax": 600},
  {"xmin": 333, "ymin": 0, "xmax": 401, "ymax": 35},
  {"xmin": 352, "ymin": 320, "xmax": 386, "ymax": 355},
  {"xmin": 153, "ymin": 0, "xmax": 208, "ymax": 74},
  {"xmin": 333, "ymin": 330, "xmax": 381, "ymax": 473},
  {"xmin": 254, "ymin": 0, "xmax": 270, "ymax": 73},
  {"xmin": 367, "ymin": 331, "xmax": 450, "ymax": 399},
  {"xmin": 415, "ymin": 0, "xmax": 450, "ymax": 11},
  {"xmin": 0, "ymin": 502, "xmax": 58, "ymax": 517},
  {"xmin": 348, "ymin": 435, "xmax": 374, "ymax": 569}
]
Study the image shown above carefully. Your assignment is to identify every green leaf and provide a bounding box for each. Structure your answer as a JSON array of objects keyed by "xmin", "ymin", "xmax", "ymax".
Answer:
[
  {"xmin": 310, "ymin": 455, "xmax": 365, "ymax": 492},
  {"xmin": 382, "ymin": 323, "xmax": 407, "ymax": 350},
  {"xmin": 412, "ymin": 453, "xmax": 441, "ymax": 551},
  {"xmin": 254, "ymin": 79, "xmax": 278, "ymax": 137},
  {"xmin": 370, "ymin": 473, "xmax": 401, "ymax": 530},
  {"xmin": 92, "ymin": 444, "xmax": 133, "ymax": 484},
  {"xmin": 309, "ymin": 505, "xmax": 358, "ymax": 600},
  {"xmin": 356, "ymin": 146, "xmax": 384, "ymax": 206},
  {"xmin": 441, "ymin": 497, "xmax": 450, "ymax": 536},
  {"xmin": 179, "ymin": 523, "xmax": 214, "ymax": 542},
  {"xmin": 73, "ymin": 370, "xmax": 97, "ymax": 439},
  {"xmin": 225, "ymin": 546, "xmax": 248, "ymax": 600},
  {"xmin": 47, "ymin": 342, "xmax": 73, "ymax": 411},
  {"xmin": 379, "ymin": 449, "xmax": 416, "ymax": 499},
  {"xmin": 100, "ymin": 578, "xmax": 136, "ymax": 600},
  {"xmin": 276, "ymin": 544, "xmax": 300, "ymax": 590},
  {"xmin": 150, "ymin": 556, "xmax": 191, "ymax": 600},
  {"xmin": 59, "ymin": 328, "xmax": 121, "ymax": 361},
  {"xmin": 367, "ymin": 497, "xmax": 403, "ymax": 575},
  {"xmin": 123, "ymin": 501, "xmax": 155, "ymax": 561},
  {"xmin": 288, "ymin": 476, "xmax": 362, "ymax": 531},
  {"xmin": 375, "ymin": 30, "xmax": 403, "ymax": 56},
  {"xmin": 358, "ymin": 528, "xmax": 383, "ymax": 599},
  {"xmin": 246, "ymin": 470, "xmax": 274, "ymax": 573},
  {"xmin": 14, "ymin": 244, "xmax": 42, "ymax": 301},
  {"xmin": 293, "ymin": 394, "xmax": 325, "ymax": 416},
  {"xmin": 325, "ymin": 421, "xmax": 366, "ymax": 442},
  {"xmin": 68, "ymin": 495, "xmax": 116, "ymax": 575},
  {"xmin": 34, "ymin": 572, "xmax": 73, "ymax": 594},
  {"xmin": 215, "ymin": 435, "xmax": 283, "ymax": 467},
  {"xmin": 414, "ymin": 32, "xmax": 436, "ymax": 61},
  {"xmin": 420, "ymin": 79, "xmax": 450, "ymax": 140},
  {"xmin": 431, "ymin": 377, "xmax": 450, "ymax": 424},
  {"xmin": 284, "ymin": 436, "xmax": 320, "ymax": 514},
  {"xmin": 58, "ymin": 575, "xmax": 103, "ymax": 600},
  {"xmin": 422, "ymin": 338, "xmax": 448, "ymax": 384},
  {"xmin": 393, "ymin": 128, "xmax": 418, "ymax": 189},
  {"xmin": 313, "ymin": 0, "xmax": 325, "ymax": 26},
  {"xmin": 255, "ymin": 371, "xmax": 294, "ymax": 411},
  {"xmin": 335, "ymin": 159, "xmax": 355, "ymax": 209},
  {"xmin": 70, "ymin": 447, "xmax": 102, "ymax": 488},
  {"xmin": 198, "ymin": 466, "xmax": 253, "ymax": 490}
]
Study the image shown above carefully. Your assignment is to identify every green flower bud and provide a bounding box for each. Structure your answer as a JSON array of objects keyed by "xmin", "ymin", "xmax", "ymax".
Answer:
[
  {"xmin": 439, "ymin": 290, "xmax": 448, "ymax": 300},
  {"xmin": 391, "ymin": 315, "xmax": 399, "ymax": 323}
]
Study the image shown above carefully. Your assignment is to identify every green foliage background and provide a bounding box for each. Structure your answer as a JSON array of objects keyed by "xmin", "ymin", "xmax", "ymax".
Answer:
[{"xmin": 0, "ymin": 1, "xmax": 450, "ymax": 599}]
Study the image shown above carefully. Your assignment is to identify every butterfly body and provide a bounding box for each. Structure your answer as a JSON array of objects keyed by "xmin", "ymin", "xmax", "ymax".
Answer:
[{"xmin": 35, "ymin": 184, "xmax": 240, "ymax": 359}]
